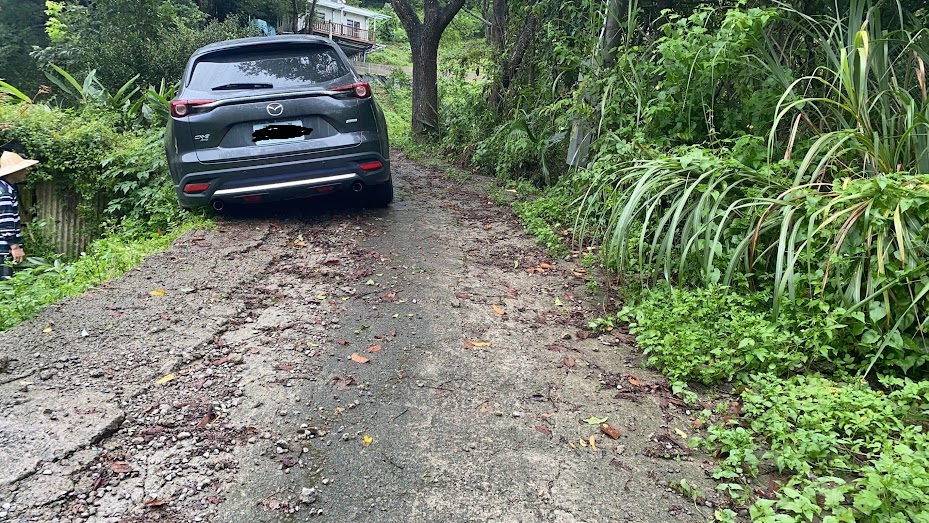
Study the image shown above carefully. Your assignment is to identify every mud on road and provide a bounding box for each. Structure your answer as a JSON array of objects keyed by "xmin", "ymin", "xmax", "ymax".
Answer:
[{"xmin": 0, "ymin": 154, "xmax": 727, "ymax": 523}]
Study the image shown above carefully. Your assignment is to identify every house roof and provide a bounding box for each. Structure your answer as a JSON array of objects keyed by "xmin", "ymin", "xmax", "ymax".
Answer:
[{"xmin": 313, "ymin": 0, "xmax": 390, "ymax": 20}]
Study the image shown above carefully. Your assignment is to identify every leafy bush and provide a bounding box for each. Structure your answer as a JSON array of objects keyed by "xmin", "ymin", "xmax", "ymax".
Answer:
[
  {"xmin": 623, "ymin": 286, "xmax": 849, "ymax": 385},
  {"xmin": 699, "ymin": 374, "xmax": 929, "ymax": 522}
]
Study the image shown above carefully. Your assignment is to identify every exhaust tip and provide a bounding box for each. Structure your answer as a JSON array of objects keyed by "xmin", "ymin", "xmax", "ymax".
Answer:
[
  {"xmin": 211, "ymin": 199, "xmax": 225, "ymax": 211},
  {"xmin": 352, "ymin": 182, "xmax": 364, "ymax": 193}
]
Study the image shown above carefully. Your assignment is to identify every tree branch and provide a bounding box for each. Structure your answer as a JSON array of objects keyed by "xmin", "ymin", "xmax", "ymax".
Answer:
[
  {"xmin": 390, "ymin": 0, "xmax": 422, "ymax": 34},
  {"xmin": 437, "ymin": 0, "xmax": 467, "ymax": 36}
]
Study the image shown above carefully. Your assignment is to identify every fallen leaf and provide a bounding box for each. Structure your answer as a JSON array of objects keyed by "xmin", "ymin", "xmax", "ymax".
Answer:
[
  {"xmin": 336, "ymin": 339, "xmax": 350, "ymax": 346},
  {"xmin": 627, "ymin": 375, "xmax": 646, "ymax": 387},
  {"xmin": 156, "ymin": 374, "xmax": 176, "ymax": 385},
  {"xmin": 455, "ymin": 292, "xmax": 472, "ymax": 300},
  {"xmin": 367, "ymin": 344, "xmax": 382, "ymax": 353},
  {"xmin": 365, "ymin": 279, "xmax": 376, "ymax": 285},
  {"xmin": 149, "ymin": 289, "xmax": 165, "ymax": 296},
  {"xmin": 554, "ymin": 298, "xmax": 564, "ymax": 307},
  {"xmin": 691, "ymin": 418, "xmax": 705, "ymax": 430},
  {"xmin": 534, "ymin": 424, "xmax": 552, "ymax": 436},
  {"xmin": 110, "ymin": 461, "xmax": 133, "ymax": 474},
  {"xmin": 211, "ymin": 356, "xmax": 229, "ymax": 366},
  {"xmin": 582, "ymin": 416, "xmax": 608, "ymax": 425},
  {"xmin": 600, "ymin": 423, "xmax": 621, "ymax": 440},
  {"xmin": 492, "ymin": 305, "xmax": 506, "ymax": 315},
  {"xmin": 563, "ymin": 357, "xmax": 576, "ymax": 368},
  {"xmin": 361, "ymin": 435, "xmax": 373, "ymax": 447},
  {"xmin": 143, "ymin": 498, "xmax": 167, "ymax": 508},
  {"xmin": 589, "ymin": 435, "xmax": 598, "ymax": 451},
  {"xmin": 350, "ymin": 353, "xmax": 370, "ymax": 364},
  {"xmin": 579, "ymin": 438, "xmax": 588, "ymax": 448},
  {"xmin": 42, "ymin": 327, "xmax": 52, "ymax": 333},
  {"xmin": 568, "ymin": 441, "xmax": 576, "ymax": 449},
  {"xmin": 334, "ymin": 407, "xmax": 345, "ymax": 415},
  {"xmin": 382, "ymin": 291, "xmax": 398, "ymax": 302},
  {"xmin": 539, "ymin": 262, "xmax": 553, "ymax": 270},
  {"xmin": 277, "ymin": 364, "xmax": 295, "ymax": 372},
  {"xmin": 464, "ymin": 340, "xmax": 491, "ymax": 349},
  {"xmin": 196, "ymin": 408, "xmax": 217, "ymax": 429},
  {"xmin": 674, "ymin": 428, "xmax": 689, "ymax": 439}
]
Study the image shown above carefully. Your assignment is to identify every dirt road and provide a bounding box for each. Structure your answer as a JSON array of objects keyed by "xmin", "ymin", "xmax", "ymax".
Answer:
[{"xmin": 0, "ymin": 154, "xmax": 723, "ymax": 522}]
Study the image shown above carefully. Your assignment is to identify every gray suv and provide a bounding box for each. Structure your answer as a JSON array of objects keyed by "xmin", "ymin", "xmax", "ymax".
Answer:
[{"xmin": 165, "ymin": 35, "xmax": 392, "ymax": 210}]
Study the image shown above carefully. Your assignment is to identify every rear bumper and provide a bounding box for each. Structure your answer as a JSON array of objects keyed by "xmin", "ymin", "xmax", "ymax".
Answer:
[{"xmin": 170, "ymin": 151, "xmax": 390, "ymax": 208}]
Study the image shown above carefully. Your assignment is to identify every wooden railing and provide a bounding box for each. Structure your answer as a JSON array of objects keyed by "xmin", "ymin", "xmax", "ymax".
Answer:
[{"xmin": 310, "ymin": 20, "xmax": 376, "ymax": 43}]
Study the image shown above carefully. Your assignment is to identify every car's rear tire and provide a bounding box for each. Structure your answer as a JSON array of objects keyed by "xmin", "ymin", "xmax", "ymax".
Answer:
[{"xmin": 365, "ymin": 178, "xmax": 393, "ymax": 208}]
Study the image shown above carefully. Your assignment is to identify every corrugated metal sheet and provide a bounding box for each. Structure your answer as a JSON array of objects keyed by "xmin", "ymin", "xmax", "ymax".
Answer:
[{"xmin": 25, "ymin": 182, "xmax": 94, "ymax": 258}]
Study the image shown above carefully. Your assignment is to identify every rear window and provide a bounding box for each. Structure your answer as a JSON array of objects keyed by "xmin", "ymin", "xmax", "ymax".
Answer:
[{"xmin": 188, "ymin": 44, "xmax": 350, "ymax": 90}]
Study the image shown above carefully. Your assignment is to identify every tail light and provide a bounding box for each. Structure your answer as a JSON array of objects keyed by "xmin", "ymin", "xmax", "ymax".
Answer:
[
  {"xmin": 170, "ymin": 99, "xmax": 215, "ymax": 118},
  {"xmin": 359, "ymin": 160, "xmax": 383, "ymax": 171},
  {"xmin": 332, "ymin": 82, "xmax": 372, "ymax": 99}
]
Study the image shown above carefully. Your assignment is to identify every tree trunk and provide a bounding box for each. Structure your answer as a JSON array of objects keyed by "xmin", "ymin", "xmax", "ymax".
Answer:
[
  {"xmin": 306, "ymin": 0, "xmax": 318, "ymax": 35},
  {"xmin": 390, "ymin": 0, "xmax": 466, "ymax": 143},
  {"xmin": 410, "ymin": 32, "xmax": 441, "ymax": 140},
  {"xmin": 291, "ymin": 0, "xmax": 299, "ymax": 33}
]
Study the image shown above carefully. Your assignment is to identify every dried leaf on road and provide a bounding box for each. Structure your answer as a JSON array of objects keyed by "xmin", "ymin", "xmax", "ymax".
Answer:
[
  {"xmin": 534, "ymin": 424, "xmax": 552, "ymax": 436},
  {"xmin": 361, "ymin": 435, "xmax": 373, "ymax": 447},
  {"xmin": 143, "ymin": 498, "xmax": 167, "ymax": 508},
  {"xmin": 492, "ymin": 305, "xmax": 506, "ymax": 315},
  {"xmin": 589, "ymin": 435, "xmax": 598, "ymax": 451},
  {"xmin": 539, "ymin": 262, "xmax": 553, "ymax": 270},
  {"xmin": 367, "ymin": 344, "xmax": 382, "ymax": 353},
  {"xmin": 350, "ymin": 353, "xmax": 370, "ymax": 364},
  {"xmin": 627, "ymin": 375, "xmax": 646, "ymax": 387},
  {"xmin": 277, "ymin": 364, "xmax": 295, "ymax": 372},
  {"xmin": 674, "ymin": 428, "xmax": 689, "ymax": 439},
  {"xmin": 149, "ymin": 289, "xmax": 165, "ymax": 296},
  {"xmin": 336, "ymin": 339, "xmax": 350, "ymax": 346},
  {"xmin": 382, "ymin": 291, "xmax": 398, "ymax": 302},
  {"xmin": 42, "ymin": 327, "xmax": 52, "ymax": 333},
  {"xmin": 563, "ymin": 357, "xmax": 576, "ymax": 368},
  {"xmin": 600, "ymin": 423, "xmax": 621, "ymax": 440},
  {"xmin": 464, "ymin": 340, "xmax": 490, "ymax": 349},
  {"xmin": 211, "ymin": 356, "xmax": 229, "ymax": 366},
  {"xmin": 196, "ymin": 408, "xmax": 217, "ymax": 429},
  {"xmin": 156, "ymin": 374, "xmax": 176, "ymax": 385},
  {"xmin": 110, "ymin": 461, "xmax": 133, "ymax": 473},
  {"xmin": 582, "ymin": 416, "xmax": 608, "ymax": 425}
]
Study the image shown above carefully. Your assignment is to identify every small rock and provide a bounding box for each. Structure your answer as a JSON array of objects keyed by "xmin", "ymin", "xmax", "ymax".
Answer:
[
  {"xmin": 177, "ymin": 432, "xmax": 191, "ymax": 440},
  {"xmin": 39, "ymin": 369, "xmax": 55, "ymax": 380},
  {"xmin": 511, "ymin": 412, "xmax": 522, "ymax": 418},
  {"xmin": 90, "ymin": 369, "xmax": 105, "ymax": 378},
  {"xmin": 299, "ymin": 487, "xmax": 317, "ymax": 504},
  {"xmin": 160, "ymin": 358, "xmax": 181, "ymax": 375},
  {"xmin": 81, "ymin": 330, "xmax": 90, "ymax": 337},
  {"xmin": 450, "ymin": 299, "xmax": 461, "ymax": 308},
  {"xmin": 228, "ymin": 354, "xmax": 244, "ymax": 365},
  {"xmin": 42, "ymin": 469, "xmax": 52, "ymax": 475},
  {"xmin": 562, "ymin": 333, "xmax": 572, "ymax": 340}
]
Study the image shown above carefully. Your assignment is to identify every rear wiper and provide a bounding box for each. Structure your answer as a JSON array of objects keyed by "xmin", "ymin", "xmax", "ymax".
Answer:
[{"xmin": 211, "ymin": 83, "xmax": 273, "ymax": 90}]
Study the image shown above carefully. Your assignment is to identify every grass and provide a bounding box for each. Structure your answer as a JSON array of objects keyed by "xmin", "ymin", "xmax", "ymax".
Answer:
[{"xmin": 0, "ymin": 215, "xmax": 212, "ymax": 331}]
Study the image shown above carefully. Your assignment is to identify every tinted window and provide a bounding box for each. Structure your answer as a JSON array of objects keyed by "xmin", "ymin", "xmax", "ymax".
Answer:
[{"xmin": 189, "ymin": 45, "xmax": 350, "ymax": 90}]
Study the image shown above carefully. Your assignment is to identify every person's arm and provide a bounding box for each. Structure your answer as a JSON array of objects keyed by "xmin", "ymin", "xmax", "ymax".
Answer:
[{"xmin": 0, "ymin": 187, "xmax": 23, "ymax": 262}]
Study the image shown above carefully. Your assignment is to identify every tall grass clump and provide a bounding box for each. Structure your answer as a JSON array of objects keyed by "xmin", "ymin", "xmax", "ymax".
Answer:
[{"xmin": 581, "ymin": 0, "xmax": 929, "ymax": 376}]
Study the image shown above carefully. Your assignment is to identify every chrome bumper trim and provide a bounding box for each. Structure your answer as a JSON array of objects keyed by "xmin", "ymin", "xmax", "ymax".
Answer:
[{"xmin": 212, "ymin": 173, "xmax": 358, "ymax": 197}]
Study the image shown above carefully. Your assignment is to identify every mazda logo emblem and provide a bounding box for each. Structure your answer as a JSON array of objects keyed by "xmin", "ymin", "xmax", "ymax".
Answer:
[{"xmin": 267, "ymin": 103, "xmax": 284, "ymax": 117}]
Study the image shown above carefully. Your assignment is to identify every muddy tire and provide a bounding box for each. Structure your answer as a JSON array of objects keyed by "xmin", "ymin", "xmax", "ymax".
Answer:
[{"xmin": 366, "ymin": 178, "xmax": 394, "ymax": 207}]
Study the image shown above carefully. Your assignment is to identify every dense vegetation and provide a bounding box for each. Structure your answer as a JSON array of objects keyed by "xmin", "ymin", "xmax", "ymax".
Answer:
[
  {"xmin": 414, "ymin": 0, "xmax": 929, "ymax": 520},
  {"xmin": 2, "ymin": 0, "xmax": 929, "ymax": 519}
]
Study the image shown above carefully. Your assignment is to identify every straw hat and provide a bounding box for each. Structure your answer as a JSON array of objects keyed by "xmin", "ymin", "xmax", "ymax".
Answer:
[{"xmin": 0, "ymin": 151, "xmax": 39, "ymax": 178}]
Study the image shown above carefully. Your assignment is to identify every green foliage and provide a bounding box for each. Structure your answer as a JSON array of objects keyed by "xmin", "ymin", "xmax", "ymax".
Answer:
[
  {"xmin": 698, "ymin": 374, "xmax": 929, "ymax": 522},
  {"xmin": 0, "ymin": 218, "xmax": 210, "ymax": 331},
  {"xmin": 623, "ymin": 286, "xmax": 849, "ymax": 385},
  {"xmin": 513, "ymin": 191, "xmax": 570, "ymax": 257},
  {"xmin": 373, "ymin": 80, "xmax": 413, "ymax": 152},
  {"xmin": 0, "ymin": 99, "xmax": 185, "ymax": 239}
]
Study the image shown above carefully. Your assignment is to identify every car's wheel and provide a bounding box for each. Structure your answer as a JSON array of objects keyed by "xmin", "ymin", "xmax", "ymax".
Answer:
[{"xmin": 365, "ymin": 178, "xmax": 393, "ymax": 208}]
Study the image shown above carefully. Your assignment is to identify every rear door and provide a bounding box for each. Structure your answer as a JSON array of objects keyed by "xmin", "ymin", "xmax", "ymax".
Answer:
[{"xmin": 181, "ymin": 43, "xmax": 374, "ymax": 164}]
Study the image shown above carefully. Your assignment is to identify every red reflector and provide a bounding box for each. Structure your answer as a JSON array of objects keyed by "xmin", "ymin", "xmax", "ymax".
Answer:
[
  {"xmin": 242, "ymin": 195, "xmax": 263, "ymax": 203},
  {"xmin": 316, "ymin": 185, "xmax": 336, "ymax": 193},
  {"xmin": 359, "ymin": 161, "xmax": 383, "ymax": 171},
  {"xmin": 183, "ymin": 182, "xmax": 210, "ymax": 193}
]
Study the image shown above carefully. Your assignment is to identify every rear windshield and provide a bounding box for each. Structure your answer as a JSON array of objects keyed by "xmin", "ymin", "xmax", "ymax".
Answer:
[{"xmin": 188, "ymin": 44, "xmax": 350, "ymax": 90}]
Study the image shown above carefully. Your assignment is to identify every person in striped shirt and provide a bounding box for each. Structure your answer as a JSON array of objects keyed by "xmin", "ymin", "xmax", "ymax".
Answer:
[{"xmin": 0, "ymin": 151, "xmax": 38, "ymax": 279}]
